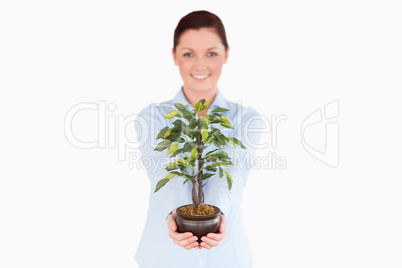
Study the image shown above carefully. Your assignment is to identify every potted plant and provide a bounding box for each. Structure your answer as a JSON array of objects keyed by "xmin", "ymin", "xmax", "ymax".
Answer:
[{"xmin": 154, "ymin": 99, "xmax": 246, "ymax": 242}]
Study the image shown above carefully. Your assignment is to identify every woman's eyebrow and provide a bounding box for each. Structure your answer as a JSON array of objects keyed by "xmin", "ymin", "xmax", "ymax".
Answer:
[{"xmin": 179, "ymin": 47, "xmax": 219, "ymax": 51}]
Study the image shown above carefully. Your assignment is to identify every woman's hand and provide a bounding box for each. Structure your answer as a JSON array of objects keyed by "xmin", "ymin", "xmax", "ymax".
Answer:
[
  {"xmin": 167, "ymin": 209, "xmax": 200, "ymax": 250},
  {"xmin": 200, "ymin": 213, "xmax": 227, "ymax": 249}
]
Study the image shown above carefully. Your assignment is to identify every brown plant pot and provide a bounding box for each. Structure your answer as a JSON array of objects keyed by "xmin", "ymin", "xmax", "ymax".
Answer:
[{"xmin": 176, "ymin": 204, "xmax": 221, "ymax": 244}]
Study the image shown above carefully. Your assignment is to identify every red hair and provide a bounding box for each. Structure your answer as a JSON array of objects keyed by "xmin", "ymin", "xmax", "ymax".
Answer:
[{"xmin": 173, "ymin": 10, "xmax": 229, "ymax": 53}]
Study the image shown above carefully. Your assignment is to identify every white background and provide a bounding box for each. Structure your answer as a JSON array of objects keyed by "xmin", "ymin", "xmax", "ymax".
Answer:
[{"xmin": 1, "ymin": 0, "xmax": 401, "ymax": 267}]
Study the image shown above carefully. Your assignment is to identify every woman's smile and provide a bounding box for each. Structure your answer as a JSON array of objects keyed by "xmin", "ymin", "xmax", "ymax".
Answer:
[{"xmin": 192, "ymin": 74, "xmax": 210, "ymax": 80}]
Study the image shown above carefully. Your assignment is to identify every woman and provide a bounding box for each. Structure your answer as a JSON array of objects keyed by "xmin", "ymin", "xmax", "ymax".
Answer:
[{"xmin": 134, "ymin": 10, "xmax": 263, "ymax": 268}]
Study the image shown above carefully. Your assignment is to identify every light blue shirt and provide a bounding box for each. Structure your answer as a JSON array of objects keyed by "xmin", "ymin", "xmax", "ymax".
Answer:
[{"xmin": 134, "ymin": 88, "xmax": 263, "ymax": 268}]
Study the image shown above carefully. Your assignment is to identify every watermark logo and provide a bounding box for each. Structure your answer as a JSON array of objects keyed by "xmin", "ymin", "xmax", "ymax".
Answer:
[
  {"xmin": 128, "ymin": 151, "xmax": 287, "ymax": 172},
  {"xmin": 64, "ymin": 100, "xmax": 138, "ymax": 160},
  {"xmin": 301, "ymin": 100, "xmax": 339, "ymax": 167},
  {"xmin": 63, "ymin": 100, "xmax": 287, "ymax": 171}
]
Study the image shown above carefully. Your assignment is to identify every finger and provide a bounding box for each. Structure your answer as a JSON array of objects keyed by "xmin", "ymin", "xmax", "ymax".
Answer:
[
  {"xmin": 219, "ymin": 214, "xmax": 227, "ymax": 233},
  {"xmin": 167, "ymin": 217, "xmax": 177, "ymax": 232},
  {"xmin": 170, "ymin": 231, "xmax": 194, "ymax": 241},
  {"xmin": 168, "ymin": 223, "xmax": 177, "ymax": 233},
  {"xmin": 178, "ymin": 235, "xmax": 199, "ymax": 248},
  {"xmin": 172, "ymin": 235, "xmax": 196, "ymax": 245},
  {"xmin": 183, "ymin": 239, "xmax": 200, "ymax": 250},
  {"xmin": 201, "ymin": 236, "xmax": 220, "ymax": 248},
  {"xmin": 200, "ymin": 241, "xmax": 212, "ymax": 249},
  {"xmin": 207, "ymin": 231, "xmax": 226, "ymax": 241}
]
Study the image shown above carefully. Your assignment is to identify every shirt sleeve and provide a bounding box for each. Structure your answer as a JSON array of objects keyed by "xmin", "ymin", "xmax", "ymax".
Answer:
[
  {"xmin": 204, "ymin": 106, "xmax": 265, "ymax": 216},
  {"xmin": 135, "ymin": 104, "xmax": 191, "ymax": 218}
]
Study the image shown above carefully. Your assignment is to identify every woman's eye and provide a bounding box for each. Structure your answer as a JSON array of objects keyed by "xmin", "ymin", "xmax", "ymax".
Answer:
[
  {"xmin": 207, "ymin": 52, "xmax": 217, "ymax": 57},
  {"xmin": 183, "ymin": 53, "xmax": 193, "ymax": 57}
]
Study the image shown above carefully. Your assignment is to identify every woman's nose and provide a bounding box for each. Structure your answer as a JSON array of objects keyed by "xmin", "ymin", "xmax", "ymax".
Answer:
[{"xmin": 193, "ymin": 56, "xmax": 207, "ymax": 70}]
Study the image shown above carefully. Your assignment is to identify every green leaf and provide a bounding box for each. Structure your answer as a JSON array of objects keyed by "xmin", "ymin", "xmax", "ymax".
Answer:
[
  {"xmin": 165, "ymin": 163, "xmax": 179, "ymax": 171},
  {"xmin": 167, "ymin": 143, "xmax": 179, "ymax": 155},
  {"xmin": 231, "ymin": 137, "xmax": 246, "ymax": 149},
  {"xmin": 202, "ymin": 173, "xmax": 214, "ymax": 179},
  {"xmin": 171, "ymin": 148, "xmax": 183, "ymax": 157},
  {"xmin": 191, "ymin": 146, "xmax": 198, "ymax": 160},
  {"xmin": 205, "ymin": 148, "xmax": 219, "ymax": 156},
  {"xmin": 213, "ymin": 151, "xmax": 230, "ymax": 160},
  {"xmin": 200, "ymin": 115, "xmax": 209, "ymax": 125},
  {"xmin": 221, "ymin": 114, "xmax": 230, "ymax": 122},
  {"xmin": 176, "ymin": 137, "xmax": 186, "ymax": 143},
  {"xmin": 211, "ymin": 108, "xmax": 230, "ymax": 113},
  {"xmin": 154, "ymin": 140, "xmax": 172, "ymax": 151},
  {"xmin": 207, "ymin": 155, "xmax": 219, "ymax": 163},
  {"xmin": 154, "ymin": 178, "xmax": 169, "ymax": 192},
  {"xmin": 164, "ymin": 127, "xmax": 182, "ymax": 142},
  {"xmin": 165, "ymin": 110, "xmax": 179, "ymax": 119},
  {"xmin": 183, "ymin": 142, "xmax": 196, "ymax": 152},
  {"xmin": 225, "ymin": 171, "xmax": 233, "ymax": 191},
  {"xmin": 183, "ymin": 125, "xmax": 195, "ymax": 138},
  {"xmin": 174, "ymin": 103, "xmax": 186, "ymax": 110},
  {"xmin": 177, "ymin": 158, "xmax": 190, "ymax": 166},
  {"xmin": 195, "ymin": 99, "xmax": 210, "ymax": 113},
  {"xmin": 154, "ymin": 172, "xmax": 178, "ymax": 193},
  {"xmin": 164, "ymin": 129, "xmax": 172, "ymax": 139},
  {"xmin": 201, "ymin": 128, "xmax": 208, "ymax": 142},
  {"xmin": 179, "ymin": 109, "xmax": 193, "ymax": 120},
  {"xmin": 228, "ymin": 137, "xmax": 236, "ymax": 148},
  {"xmin": 211, "ymin": 126, "xmax": 221, "ymax": 135},
  {"xmin": 188, "ymin": 118, "xmax": 198, "ymax": 128},
  {"xmin": 166, "ymin": 172, "xmax": 176, "ymax": 179},
  {"xmin": 173, "ymin": 119, "xmax": 186, "ymax": 131},
  {"xmin": 212, "ymin": 139, "xmax": 222, "ymax": 148},
  {"xmin": 222, "ymin": 123, "xmax": 233, "ymax": 129},
  {"xmin": 219, "ymin": 167, "xmax": 223, "ymax": 178},
  {"xmin": 171, "ymin": 171, "xmax": 190, "ymax": 180},
  {"xmin": 212, "ymin": 162, "xmax": 232, "ymax": 167},
  {"xmin": 220, "ymin": 134, "xmax": 229, "ymax": 145},
  {"xmin": 205, "ymin": 165, "xmax": 217, "ymax": 172},
  {"xmin": 179, "ymin": 165, "xmax": 188, "ymax": 172},
  {"xmin": 208, "ymin": 115, "xmax": 220, "ymax": 124},
  {"xmin": 156, "ymin": 126, "xmax": 169, "ymax": 140},
  {"xmin": 220, "ymin": 114, "xmax": 233, "ymax": 129},
  {"xmin": 195, "ymin": 100, "xmax": 203, "ymax": 114},
  {"xmin": 213, "ymin": 132, "xmax": 227, "ymax": 146}
]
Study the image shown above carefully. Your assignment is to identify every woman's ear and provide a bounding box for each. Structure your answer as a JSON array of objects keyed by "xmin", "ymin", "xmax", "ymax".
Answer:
[
  {"xmin": 172, "ymin": 48, "xmax": 178, "ymax": 66},
  {"xmin": 224, "ymin": 46, "xmax": 230, "ymax": 64}
]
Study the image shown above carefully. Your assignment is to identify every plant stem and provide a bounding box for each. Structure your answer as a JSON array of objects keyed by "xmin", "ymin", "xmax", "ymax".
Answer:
[
  {"xmin": 191, "ymin": 181, "xmax": 200, "ymax": 207},
  {"xmin": 196, "ymin": 116, "xmax": 204, "ymax": 205}
]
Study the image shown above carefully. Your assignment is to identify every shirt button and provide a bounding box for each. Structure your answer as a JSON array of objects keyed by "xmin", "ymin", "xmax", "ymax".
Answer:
[{"xmin": 200, "ymin": 260, "xmax": 204, "ymax": 266}]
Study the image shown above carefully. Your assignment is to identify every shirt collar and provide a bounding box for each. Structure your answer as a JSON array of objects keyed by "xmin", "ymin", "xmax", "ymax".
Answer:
[{"xmin": 172, "ymin": 87, "xmax": 229, "ymax": 110}]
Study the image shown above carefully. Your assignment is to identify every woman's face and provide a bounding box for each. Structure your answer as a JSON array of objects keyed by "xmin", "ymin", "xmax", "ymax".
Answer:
[{"xmin": 172, "ymin": 27, "xmax": 229, "ymax": 94}]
